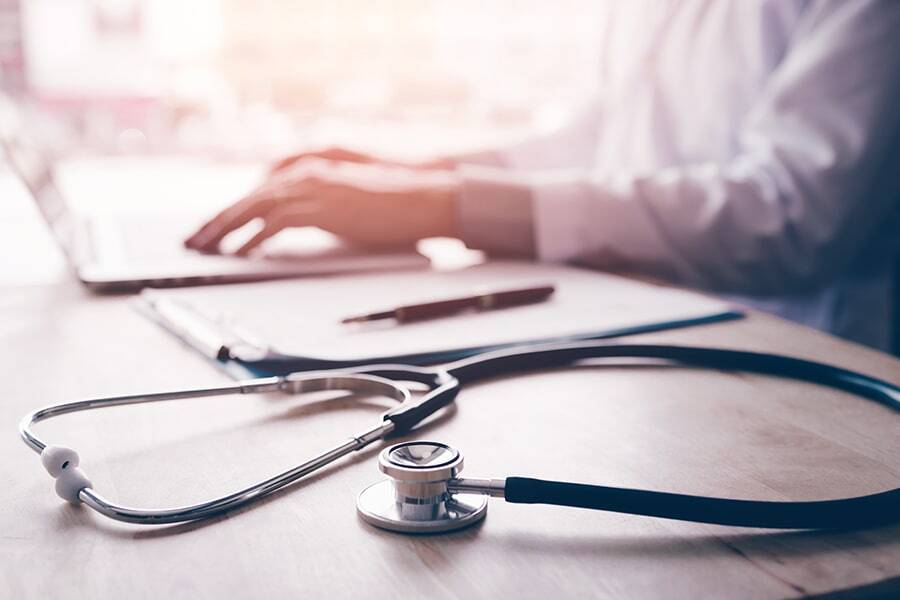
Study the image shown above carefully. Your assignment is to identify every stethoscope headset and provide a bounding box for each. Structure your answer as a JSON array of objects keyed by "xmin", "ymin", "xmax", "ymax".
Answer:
[{"xmin": 20, "ymin": 341, "xmax": 900, "ymax": 533}]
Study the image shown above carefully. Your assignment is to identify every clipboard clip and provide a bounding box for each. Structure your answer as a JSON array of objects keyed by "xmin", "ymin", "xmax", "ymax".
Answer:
[{"xmin": 137, "ymin": 290, "xmax": 270, "ymax": 362}]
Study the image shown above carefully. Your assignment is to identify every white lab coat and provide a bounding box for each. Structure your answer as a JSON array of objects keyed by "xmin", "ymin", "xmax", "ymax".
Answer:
[{"xmin": 456, "ymin": 0, "xmax": 900, "ymax": 350}]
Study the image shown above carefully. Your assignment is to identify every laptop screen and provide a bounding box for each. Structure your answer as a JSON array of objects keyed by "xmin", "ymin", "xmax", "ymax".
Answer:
[{"xmin": 0, "ymin": 97, "xmax": 79, "ymax": 259}]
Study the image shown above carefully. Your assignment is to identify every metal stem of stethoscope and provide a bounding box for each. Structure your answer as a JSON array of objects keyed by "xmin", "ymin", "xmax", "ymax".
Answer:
[{"xmin": 20, "ymin": 369, "xmax": 456, "ymax": 525}]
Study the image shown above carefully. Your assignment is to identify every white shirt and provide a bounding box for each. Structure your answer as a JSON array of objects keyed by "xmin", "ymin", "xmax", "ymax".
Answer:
[{"xmin": 456, "ymin": 0, "xmax": 900, "ymax": 350}]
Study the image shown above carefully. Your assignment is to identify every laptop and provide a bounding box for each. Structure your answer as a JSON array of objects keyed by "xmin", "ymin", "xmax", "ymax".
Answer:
[{"xmin": 0, "ymin": 100, "xmax": 429, "ymax": 292}]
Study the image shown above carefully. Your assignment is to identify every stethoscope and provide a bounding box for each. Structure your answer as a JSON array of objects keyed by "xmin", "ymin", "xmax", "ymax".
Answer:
[{"xmin": 20, "ymin": 342, "xmax": 900, "ymax": 532}]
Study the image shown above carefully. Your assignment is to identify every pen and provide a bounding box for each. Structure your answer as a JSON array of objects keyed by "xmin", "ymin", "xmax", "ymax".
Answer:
[{"xmin": 341, "ymin": 284, "xmax": 556, "ymax": 324}]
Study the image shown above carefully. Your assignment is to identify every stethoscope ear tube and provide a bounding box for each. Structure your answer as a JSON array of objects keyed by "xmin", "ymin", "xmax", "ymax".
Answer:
[
  {"xmin": 340, "ymin": 365, "xmax": 462, "ymax": 436},
  {"xmin": 504, "ymin": 478, "xmax": 900, "ymax": 529},
  {"xmin": 382, "ymin": 379, "xmax": 460, "ymax": 435}
]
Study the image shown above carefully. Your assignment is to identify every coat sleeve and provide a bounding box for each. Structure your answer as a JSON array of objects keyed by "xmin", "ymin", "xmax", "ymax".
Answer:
[
  {"xmin": 457, "ymin": 1, "xmax": 900, "ymax": 294},
  {"xmin": 451, "ymin": 93, "xmax": 605, "ymax": 172}
]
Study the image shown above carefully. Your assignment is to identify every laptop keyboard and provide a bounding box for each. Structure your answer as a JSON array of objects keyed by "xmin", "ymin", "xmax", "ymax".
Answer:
[{"xmin": 96, "ymin": 214, "xmax": 199, "ymax": 262}]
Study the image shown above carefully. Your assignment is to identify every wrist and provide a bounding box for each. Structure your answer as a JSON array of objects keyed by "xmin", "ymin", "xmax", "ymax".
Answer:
[
  {"xmin": 428, "ymin": 178, "xmax": 462, "ymax": 238},
  {"xmin": 453, "ymin": 165, "xmax": 536, "ymax": 257}
]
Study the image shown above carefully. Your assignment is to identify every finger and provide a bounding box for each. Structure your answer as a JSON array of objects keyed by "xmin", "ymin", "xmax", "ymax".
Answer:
[
  {"xmin": 234, "ymin": 204, "xmax": 319, "ymax": 256},
  {"xmin": 268, "ymin": 148, "xmax": 370, "ymax": 174},
  {"xmin": 268, "ymin": 153, "xmax": 303, "ymax": 174},
  {"xmin": 185, "ymin": 193, "xmax": 275, "ymax": 252},
  {"xmin": 264, "ymin": 159, "xmax": 326, "ymax": 188},
  {"xmin": 185, "ymin": 195, "xmax": 260, "ymax": 248}
]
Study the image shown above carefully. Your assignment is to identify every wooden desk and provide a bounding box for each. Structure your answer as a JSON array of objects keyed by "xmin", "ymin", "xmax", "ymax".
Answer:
[{"xmin": 2, "ymin": 276, "xmax": 899, "ymax": 600}]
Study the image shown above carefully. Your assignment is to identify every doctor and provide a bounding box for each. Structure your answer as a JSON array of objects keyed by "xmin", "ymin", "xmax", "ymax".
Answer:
[{"xmin": 186, "ymin": 1, "xmax": 900, "ymax": 351}]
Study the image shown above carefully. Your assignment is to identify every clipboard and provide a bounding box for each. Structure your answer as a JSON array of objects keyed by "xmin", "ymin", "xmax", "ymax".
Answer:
[{"xmin": 135, "ymin": 261, "xmax": 744, "ymax": 378}]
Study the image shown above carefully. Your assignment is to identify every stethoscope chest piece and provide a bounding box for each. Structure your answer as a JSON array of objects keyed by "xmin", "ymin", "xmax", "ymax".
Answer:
[{"xmin": 356, "ymin": 441, "xmax": 488, "ymax": 534}]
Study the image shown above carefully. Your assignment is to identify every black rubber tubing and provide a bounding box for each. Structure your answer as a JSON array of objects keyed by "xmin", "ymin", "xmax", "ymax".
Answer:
[
  {"xmin": 504, "ymin": 478, "xmax": 900, "ymax": 529},
  {"xmin": 439, "ymin": 342, "xmax": 900, "ymax": 529}
]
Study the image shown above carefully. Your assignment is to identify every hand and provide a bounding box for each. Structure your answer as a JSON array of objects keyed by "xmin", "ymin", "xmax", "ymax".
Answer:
[{"xmin": 184, "ymin": 158, "xmax": 461, "ymax": 255}]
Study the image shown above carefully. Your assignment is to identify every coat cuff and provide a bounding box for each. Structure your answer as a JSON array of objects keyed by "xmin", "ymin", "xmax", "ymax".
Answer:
[
  {"xmin": 456, "ymin": 165, "xmax": 536, "ymax": 257},
  {"xmin": 529, "ymin": 172, "xmax": 678, "ymax": 271},
  {"xmin": 457, "ymin": 167, "xmax": 677, "ymax": 273}
]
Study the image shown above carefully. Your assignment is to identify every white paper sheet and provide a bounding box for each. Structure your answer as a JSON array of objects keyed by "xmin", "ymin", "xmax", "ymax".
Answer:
[{"xmin": 143, "ymin": 261, "xmax": 736, "ymax": 361}]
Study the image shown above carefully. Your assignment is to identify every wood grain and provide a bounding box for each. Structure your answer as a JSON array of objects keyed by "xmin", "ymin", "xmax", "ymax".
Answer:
[{"xmin": 2, "ymin": 275, "xmax": 899, "ymax": 600}]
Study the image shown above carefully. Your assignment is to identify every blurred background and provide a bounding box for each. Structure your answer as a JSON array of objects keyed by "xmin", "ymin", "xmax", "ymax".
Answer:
[{"xmin": 0, "ymin": 0, "xmax": 605, "ymax": 160}]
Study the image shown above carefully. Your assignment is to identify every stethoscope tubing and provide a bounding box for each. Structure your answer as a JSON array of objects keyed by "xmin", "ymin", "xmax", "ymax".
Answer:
[
  {"xmin": 503, "ymin": 477, "xmax": 900, "ymax": 529},
  {"xmin": 439, "ymin": 342, "xmax": 900, "ymax": 529},
  {"xmin": 444, "ymin": 343, "xmax": 900, "ymax": 410}
]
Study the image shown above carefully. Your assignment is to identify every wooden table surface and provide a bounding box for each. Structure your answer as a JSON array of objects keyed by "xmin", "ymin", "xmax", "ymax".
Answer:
[{"xmin": 2, "ymin": 272, "xmax": 899, "ymax": 600}]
